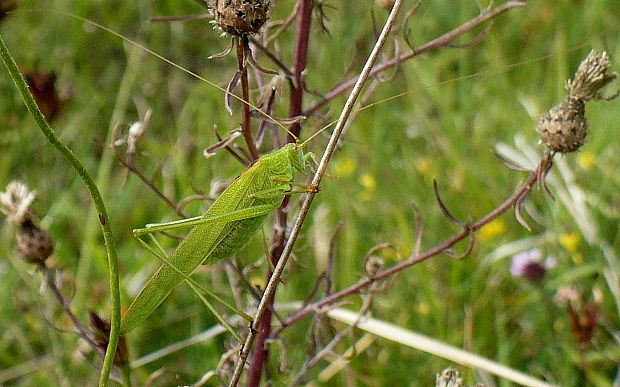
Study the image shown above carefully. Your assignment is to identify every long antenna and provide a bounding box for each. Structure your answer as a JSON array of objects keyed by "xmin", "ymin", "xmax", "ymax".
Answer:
[{"xmin": 298, "ymin": 121, "xmax": 334, "ymax": 149}]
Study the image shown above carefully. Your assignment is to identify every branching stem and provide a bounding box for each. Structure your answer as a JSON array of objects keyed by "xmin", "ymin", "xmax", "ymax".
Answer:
[
  {"xmin": 276, "ymin": 155, "xmax": 549, "ymax": 331},
  {"xmin": 39, "ymin": 264, "xmax": 100, "ymax": 353},
  {"xmin": 304, "ymin": 1, "xmax": 526, "ymax": 117},
  {"xmin": 228, "ymin": 0, "xmax": 404, "ymax": 385}
]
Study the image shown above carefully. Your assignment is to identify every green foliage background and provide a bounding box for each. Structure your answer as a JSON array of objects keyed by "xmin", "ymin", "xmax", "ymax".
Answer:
[{"xmin": 1, "ymin": 0, "xmax": 619, "ymax": 385}]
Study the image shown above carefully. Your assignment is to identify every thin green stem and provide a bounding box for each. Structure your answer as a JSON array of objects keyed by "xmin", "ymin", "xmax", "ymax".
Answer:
[
  {"xmin": 0, "ymin": 35, "xmax": 122, "ymax": 387},
  {"xmin": 76, "ymin": 45, "xmax": 143, "ymax": 312},
  {"xmin": 121, "ymin": 364, "xmax": 132, "ymax": 387}
]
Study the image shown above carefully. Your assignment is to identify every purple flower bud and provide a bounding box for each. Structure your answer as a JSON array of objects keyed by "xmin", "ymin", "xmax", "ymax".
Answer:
[{"xmin": 510, "ymin": 248, "xmax": 554, "ymax": 282}]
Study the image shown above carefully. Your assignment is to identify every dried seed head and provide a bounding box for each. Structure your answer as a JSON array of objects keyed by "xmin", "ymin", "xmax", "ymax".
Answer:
[
  {"xmin": 435, "ymin": 368, "xmax": 484, "ymax": 387},
  {"xmin": 538, "ymin": 97, "xmax": 587, "ymax": 153},
  {"xmin": 212, "ymin": 0, "xmax": 271, "ymax": 37},
  {"xmin": 89, "ymin": 312, "xmax": 129, "ymax": 366},
  {"xmin": 1, "ymin": 181, "xmax": 54, "ymax": 264},
  {"xmin": 364, "ymin": 255, "xmax": 384, "ymax": 277},
  {"xmin": 538, "ymin": 50, "xmax": 617, "ymax": 154},
  {"xmin": 567, "ymin": 50, "xmax": 618, "ymax": 101},
  {"xmin": 376, "ymin": 0, "xmax": 396, "ymax": 9},
  {"xmin": 0, "ymin": 181, "xmax": 35, "ymax": 225},
  {"xmin": 0, "ymin": 0, "xmax": 17, "ymax": 22},
  {"xmin": 16, "ymin": 219, "xmax": 54, "ymax": 264}
]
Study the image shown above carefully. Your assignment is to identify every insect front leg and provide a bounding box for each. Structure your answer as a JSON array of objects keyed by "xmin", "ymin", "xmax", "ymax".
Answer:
[{"xmin": 266, "ymin": 177, "xmax": 320, "ymax": 195}]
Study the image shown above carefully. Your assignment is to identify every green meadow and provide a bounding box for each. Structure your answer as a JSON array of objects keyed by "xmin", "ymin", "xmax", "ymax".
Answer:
[{"xmin": 1, "ymin": 1, "xmax": 619, "ymax": 385}]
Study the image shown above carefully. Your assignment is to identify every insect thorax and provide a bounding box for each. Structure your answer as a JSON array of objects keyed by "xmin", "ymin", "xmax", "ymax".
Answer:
[{"xmin": 287, "ymin": 144, "xmax": 306, "ymax": 173}]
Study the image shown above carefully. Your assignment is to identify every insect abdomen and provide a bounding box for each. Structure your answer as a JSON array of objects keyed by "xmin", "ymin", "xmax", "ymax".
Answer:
[{"xmin": 205, "ymin": 213, "xmax": 269, "ymax": 264}]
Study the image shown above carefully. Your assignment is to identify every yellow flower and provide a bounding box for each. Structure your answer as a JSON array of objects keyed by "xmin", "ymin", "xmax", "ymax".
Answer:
[
  {"xmin": 417, "ymin": 302, "xmax": 430, "ymax": 316},
  {"xmin": 332, "ymin": 157, "xmax": 356, "ymax": 177},
  {"xmin": 249, "ymin": 275, "xmax": 265, "ymax": 291},
  {"xmin": 559, "ymin": 232, "xmax": 580, "ymax": 252},
  {"xmin": 358, "ymin": 173, "xmax": 376, "ymax": 201},
  {"xmin": 359, "ymin": 173, "xmax": 376, "ymax": 191},
  {"xmin": 577, "ymin": 151, "xmax": 595, "ymax": 169},
  {"xmin": 479, "ymin": 219, "xmax": 506, "ymax": 241},
  {"xmin": 415, "ymin": 156, "xmax": 435, "ymax": 182}
]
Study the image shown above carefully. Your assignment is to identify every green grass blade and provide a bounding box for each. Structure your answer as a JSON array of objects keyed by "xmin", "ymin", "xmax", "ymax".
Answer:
[{"xmin": 0, "ymin": 35, "xmax": 122, "ymax": 387}]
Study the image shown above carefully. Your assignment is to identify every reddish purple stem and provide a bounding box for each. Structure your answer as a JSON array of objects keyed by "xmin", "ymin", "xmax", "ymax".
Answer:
[
  {"xmin": 276, "ymin": 157, "xmax": 543, "ymax": 332},
  {"xmin": 304, "ymin": 1, "xmax": 526, "ymax": 117},
  {"xmin": 246, "ymin": 1, "xmax": 315, "ymax": 386}
]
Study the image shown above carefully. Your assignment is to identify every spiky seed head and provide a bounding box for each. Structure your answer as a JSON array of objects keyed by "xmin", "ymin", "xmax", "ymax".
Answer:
[
  {"xmin": 0, "ymin": 181, "xmax": 35, "ymax": 225},
  {"xmin": 16, "ymin": 219, "xmax": 54, "ymax": 264},
  {"xmin": 538, "ymin": 97, "xmax": 587, "ymax": 153},
  {"xmin": 435, "ymin": 368, "xmax": 466, "ymax": 387},
  {"xmin": 435, "ymin": 368, "xmax": 485, "ymax": 387},
  {"xmin": 212, "ymin": 0, "xmax": 271, "ymax": 37},
  {"xmin": 567, "ymin": 50, "xmax": 618, "ymax": 101},
  {"xmin": 1, "ymin": 181, "xmax": 53, "ymax": 264}
]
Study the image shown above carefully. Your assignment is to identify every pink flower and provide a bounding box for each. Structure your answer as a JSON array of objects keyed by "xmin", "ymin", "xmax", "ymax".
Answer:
[{"xmin": 510, "ymin": 248, "xmax": 555, "ymax": 281}]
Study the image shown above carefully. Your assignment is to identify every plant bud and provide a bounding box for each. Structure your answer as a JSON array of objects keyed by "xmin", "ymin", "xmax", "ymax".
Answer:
[
  {"xmin": 16, "ymin": 219, "xmax": 54, "ymax": 264},
  {"xmin": 365, "ymin": 255, "xmax": 384, "ymax": 277},
  {"xmin": 376, "ymin": 0, "xmax": 396, "ymax": 9},
  {"xmin": 212, "ymin": 0, "xmax": 271, "ymax": 37},
  {"xmin": 567, "ymin": 50, "xmax": 618, "ymax": 101},
  {"xmin": 538, "ymin": 97, "xmax": 587, "ymax": 153},
  {"xmin": 436, "ymin": 368, "xmax": 484, "ymax": 387}
]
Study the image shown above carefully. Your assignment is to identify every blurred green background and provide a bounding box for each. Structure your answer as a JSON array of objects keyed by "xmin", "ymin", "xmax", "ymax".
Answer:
[{"xmin": 1, "ymin": 0, "xmax": 619, "ymax": 385}]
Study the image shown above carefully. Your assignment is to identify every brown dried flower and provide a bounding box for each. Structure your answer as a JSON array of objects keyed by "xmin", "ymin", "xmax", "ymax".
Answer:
[
  {"xmin": 567, "ymin": 50, "xmax": 618, "ymax": 101},
  {"xmin": 538, "ymin": 50, "xmax": 618, "ymax": 153},
  {"xmin": 1, "ymin": 181, "xmax": 54, "ymax": 264},
  {"xmin": 16, "ymin": 219, "xmax": 54, "ymax": 264},
  {"xmin": 364, "ymin": 255, "xmax": 385, "ymax": 277},
  {"xmin": 436, "ymin": 368, "xmax": 484, "ymax": 387},
  {"xmin": 0, "ymin": 0, "xmax": 16, "ymax": 22},
  {"xmin": 19, "ymin": 67, "xmax": 69, "ymax": 123},
  {"xmin": 0, "ymin": 181, "xmax": 35, "ymax": 225},
  {"xmin": 212, "ymin": 0, "xmax": 271, "ymax": 37},
  {"xmin": 538, "ymin": 97, "xmax": 587, "ymax": 153},
  {"xmin": 90, "ymin": 311, "xmax": 129, "ymax": 366}
]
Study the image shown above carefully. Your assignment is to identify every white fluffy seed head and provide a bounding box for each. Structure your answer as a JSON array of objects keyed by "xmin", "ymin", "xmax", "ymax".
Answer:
[{"xmin": 0, "ymin": 181, "xmax": 35, "ymax": 225}]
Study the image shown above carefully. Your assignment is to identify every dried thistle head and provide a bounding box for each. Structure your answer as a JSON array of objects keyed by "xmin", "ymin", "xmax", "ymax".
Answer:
[
  {"xmin": 567, "ymin": 50, "xmax": 618, "ymax": 101},
  {"xmin": 212, "ymin": 0, "xmax": 271, "ymax": 37},
  {"xmin": 364, "ymin": 255, "xmax": 384, "ymax": 277},
  {"xmin": 1, "ymin": 181, "xmax": 54, "ymax": 264},
  {"xmin": 538, "ymin": 97, "xmax": 587, "ymax": 153},
  {"xmin": 0, "ymin": 181, "xmax": 35, "ymax": 225},
  {"xmin": 16, "ymin": 219, "xmax": 54, "ymax": 264},
  {"xmin": 436, "ymin": 368, "xmax": 484, "ymax": 387},
  {"xmin": 538, "ymin": 50, "xmax": 618, "ymax": 153}
]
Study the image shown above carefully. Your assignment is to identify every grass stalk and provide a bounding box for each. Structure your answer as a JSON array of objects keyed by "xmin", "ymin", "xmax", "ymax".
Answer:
[{"xmin": 0, "ymin": 35, "xmax": 122, "ymax": 387}]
